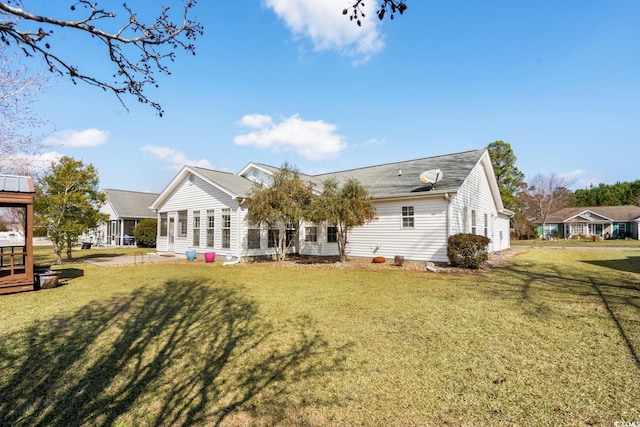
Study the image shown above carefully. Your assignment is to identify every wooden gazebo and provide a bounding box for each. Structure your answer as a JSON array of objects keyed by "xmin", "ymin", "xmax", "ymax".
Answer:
[{"xmin": 0, "ymin": 174, "xmax": 35, "ymax": 294}]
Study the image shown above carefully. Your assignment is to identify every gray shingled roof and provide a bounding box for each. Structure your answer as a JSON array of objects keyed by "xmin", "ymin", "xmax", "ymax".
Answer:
[
  {"xmin": 546, "ymin": 206, "xmax": 640, "ymax": 223},
  {"xmin": 192, "ymin": 167, "xmax": 255, "ymax": 197},
  {"xmin": 190, "ymin": 149, "xmax": 486, "ymax": 200},
  {"xmin": 313, "ymin": 148, "xmax": 486, "ymax": 199},
  {"xmin": 0, "ymin": 174, "xmax": 34, "ymax": 193},
  {"xmin": 104, "ymin": 189, "xmax": 159, "ymax": 218}
]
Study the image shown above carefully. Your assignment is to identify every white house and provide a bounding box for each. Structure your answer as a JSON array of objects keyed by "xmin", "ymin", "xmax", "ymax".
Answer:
[
  {"xmin": 149, "ymin": 148, "xmax": 512, "ymax": 263},
  {"xmin": 94, "ymin": 189, "xmax": 159, "ymax": 246}
]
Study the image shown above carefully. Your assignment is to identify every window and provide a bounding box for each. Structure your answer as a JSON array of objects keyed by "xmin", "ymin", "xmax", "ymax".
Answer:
[
  {"xmin": 618, "ymin": 223, "xmax": 627, "ymax": 237},
  {"xmin": 159, "ymin": 213, "xmax": 167, "ymax": 237},
  {"xmin": 192, "ymin": 210, "xmax": 200, "ymax": 247},
  {"xmin": 402, "ymin": 206, "xmax": 414, "ymax": 228},
  {"xmin": 178, "ymin": 210, "xmax": 187, "ymax": 237},
  {"xmin": 206, "ymin": 209, "xmax": 215, "ymax": 247},
  {"xmin": 471, "ymin": 210, "xmax": 477, "ymax": 234},
  {"xmin": 247, "ymin": 227, "xmax": 261, "ymax": 249},
  {"xmin": 286, "ymin": 221, "xmax": 296, "ymax": 246},
  {"xmin": 268, "ymin": 229, "xmax": 279, "ymax": 248},
  {"xmin": 484, "ymin": 213, "xmax": 488, "ymax": 237},
  {"xmin": 222, "ymin": 208, "xmax": 231, "ymax": 249},
  {"xmin": 327, "ymin": 225, "xmax": 337, "ymax": 243},
  {"xmin": 305, "ymin": 226, "xmax": 318, "ymax": 242}
]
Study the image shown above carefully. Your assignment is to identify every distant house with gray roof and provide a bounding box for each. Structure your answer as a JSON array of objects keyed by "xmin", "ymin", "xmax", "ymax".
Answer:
[
  {"xmin": 536, "ymin": 206, "xmax": 640, "ymax": 240},
  {"xmin": 95, "ymin": 189, "xmax": 159, "ymax": 246},
  {"xmin": 150, "ymin": 148, "xmax": 513, "ymax": 263}
]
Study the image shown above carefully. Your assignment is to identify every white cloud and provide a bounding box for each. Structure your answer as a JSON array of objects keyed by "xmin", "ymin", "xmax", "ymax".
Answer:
[
  {"xmin": 264, "ymin": 0, "xmax": 385, "ymax": 63},
  {"xmin": 140, "ymin": 145, "xmax": 213, "ymax": 171},
  {"xmin": 45, "ymin": 128, "xmax": 109, "ymax": 147},
  {"xmin": 234, "ymin": 113, "xmax": 347, "ymax": 161}
]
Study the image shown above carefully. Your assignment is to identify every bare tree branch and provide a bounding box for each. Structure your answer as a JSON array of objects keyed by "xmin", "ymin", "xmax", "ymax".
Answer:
[
  {"xmin": 343, "ymin": 0, "xmax": 407, "ymax": 26},
  {"xmin": 0, "ymin": 1, "xmax": 203, "ymax": 115},
  {"xmin": 0, "ymin": 44, "xmax": 50, "ymax": 172}
]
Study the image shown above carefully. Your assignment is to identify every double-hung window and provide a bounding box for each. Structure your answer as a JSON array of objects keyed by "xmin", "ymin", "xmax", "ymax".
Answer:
[
  {"xmin": 471, "ymin": 210, "xmax": 477, "ymax": 234},
  {"xmin": 247, "ymin": 224, "xmax": 261, "ymax": 249},
  {"xmin": 268, "ymin": 229, "xmax": 279, "ymax": 248},
  {"xmin": 178, "ymin": 210, "xmax": 187, "ymax": 237},
  {"xmin": 222, "ymin": 208, "xmax": 231, "ymax": 249},
  {"xmin": 305, "ymin": 226, "xmax": 318, "ymax": 242},
  {"xmin": 402, "ymin": 206, "xmax": 414, "ymax": 228},
  {"xmin": 159, "ymin": 213, "xmax": 167, "ymax": 237},
  {"xmin": 483, "ymin": 213, "xmax": 488, "ymax": 237},
  {"xmin": 327, "ymin": 225, "xmax": 337, "ymax": 243},
  {"xmin": 192, "ymin": 210, "xmax": 200, "ymax": 247},
  {"xmin": 206, "ymin": 209, "xmax": 215, "ymax": 247}
]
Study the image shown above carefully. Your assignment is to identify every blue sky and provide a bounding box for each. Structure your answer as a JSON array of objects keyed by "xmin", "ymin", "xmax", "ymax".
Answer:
[{"xmin": 12, "ymin": 0, "xmax": 640, "ymax": 193}]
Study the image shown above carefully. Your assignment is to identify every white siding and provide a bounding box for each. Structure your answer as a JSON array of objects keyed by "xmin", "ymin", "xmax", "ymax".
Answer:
[
  {"xmin": 96, "ymin": 201, "xmax": 117, "ymax": 245},
  {"xmin": 344, "ymin": 198, "xmax": 449, "ymax": 263},
  {"xmin": 155, "ymin": 175, "xmax": 242, "ymax": 256},
  {"xmin": 449, "ymin": 158, "xmax": 510, "ymax": 253},
  {"xmin": 299, "ymin": 222, "xmax": 340, "ymax": 257}
]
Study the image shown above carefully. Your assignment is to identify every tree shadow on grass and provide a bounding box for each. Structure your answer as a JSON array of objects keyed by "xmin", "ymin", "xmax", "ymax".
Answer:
[
  {"xmin": 492, "ymin": 261, "xmax": 640, "ymax": 371},
  {"xmin": 0, "ymin": 280, "xmax": 347, "ymax": 426},
  {"xmin": 582, "ymin": 255, "xmax": 640, "ymax": 275}
]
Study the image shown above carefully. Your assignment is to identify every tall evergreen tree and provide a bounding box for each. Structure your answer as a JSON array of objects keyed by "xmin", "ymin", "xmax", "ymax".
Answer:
[{"xmin": 487, "ymin": 141, "xmax": 525, "ymax": 211}]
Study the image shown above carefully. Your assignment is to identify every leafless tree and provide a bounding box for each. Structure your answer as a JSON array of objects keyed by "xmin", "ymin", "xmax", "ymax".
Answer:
[
  {"xmin": 0, "ymin": 0, "xmax": 203, "ymax": 115},
  {"xmin": 520, "ymin": 173, "xmax": 574, "ymax": 237},
  {"xmin": 0, "ymin": 44, "xmax": 49, "ymax": 173},
  {"xmin": 344, "ymin": 0, "xmax": 407, "ymax": 26}
]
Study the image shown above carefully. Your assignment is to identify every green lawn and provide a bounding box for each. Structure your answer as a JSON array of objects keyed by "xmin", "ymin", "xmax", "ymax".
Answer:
[{"xmin": 1, "ymin": 246, "xmax": 639, "ymax": 426}]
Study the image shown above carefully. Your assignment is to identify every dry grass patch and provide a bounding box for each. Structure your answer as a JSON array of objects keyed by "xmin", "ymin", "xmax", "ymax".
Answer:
[{"xmin": 0, "ymin": 247, "xmax": 638, "ymax": 425}]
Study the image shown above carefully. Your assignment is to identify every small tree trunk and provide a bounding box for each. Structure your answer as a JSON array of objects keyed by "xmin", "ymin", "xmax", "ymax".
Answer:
[{"xmin": 52, "ymin": 242, "xmax": 63, "ymax": 264}]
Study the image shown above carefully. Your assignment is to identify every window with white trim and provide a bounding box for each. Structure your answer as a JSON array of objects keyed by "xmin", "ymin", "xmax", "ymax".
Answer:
[
  {"xmin": 247, "ymin": 225, "xmax": 261, "ymax": 249},
  {"xmin": 178, "ymin": 210, "xmax": 187, "ymax": 237},
  {"xmin": 222, "ymin": 208, "xmax": 231, "ymax": 249},
  {"xmin": 268, "ymin": 229, "xmax": 279, "ymax": 248},
  {"xmin": 471, "ymin": 210, "xmax": 477, "ymax": 234},
  {"xmin": 192, "ymin": 210, "xmax": 200, "ymax": 247},
  {"xmin": 206, "ymin": 209, "xmax": 215, "ymax": 247},
  {"xmin": 159, "ymin": 213, "xmax": 167, "ymax": 237},
  {"xmin": 305, "ymin": 226, "xmax": 318, "ymax": 242},
  {"xmin": 327, "ymin": 225, "xmax": 337, "ymax": 243},
  {"xmin": 484, "ymin": 213, "xmax": 488, "ymax": 237},
  {"xmin": 402, "ymin": 206, "xmax": 414, "ymax": 228}
]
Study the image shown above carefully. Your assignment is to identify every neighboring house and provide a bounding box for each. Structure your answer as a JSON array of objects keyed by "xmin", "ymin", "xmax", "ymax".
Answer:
[
  {"xmin": 94, "ymin": 189, "xmax": 159, "ymax": 246},
  {"xmin": 537, "ymin": 206, "xmax": 640, "ymax": 240},
  {"xmin": 150, "ymin": 148, "xmax": 513, "ymax": 263}
]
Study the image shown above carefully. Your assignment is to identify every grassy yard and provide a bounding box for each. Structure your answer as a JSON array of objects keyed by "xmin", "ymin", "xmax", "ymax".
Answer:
[{"xmin": 1, "ymin": 246, "xmax": 639, "ymax": 426}]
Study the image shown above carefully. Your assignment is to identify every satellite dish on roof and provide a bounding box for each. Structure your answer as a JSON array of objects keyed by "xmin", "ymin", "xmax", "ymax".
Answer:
[{"xmin": 419, "ymin": 169, "xmax": 442, "ymax": 186}]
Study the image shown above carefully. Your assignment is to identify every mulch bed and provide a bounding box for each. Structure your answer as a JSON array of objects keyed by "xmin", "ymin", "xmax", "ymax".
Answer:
[{"xmin": 250, "ymin": 249, "xmax": 522, "ymax": 274}]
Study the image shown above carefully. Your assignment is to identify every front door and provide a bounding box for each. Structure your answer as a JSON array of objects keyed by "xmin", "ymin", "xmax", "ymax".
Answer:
[{"xmin": 595, "ymin": 224, "xmax": 603, "ymax": 237}]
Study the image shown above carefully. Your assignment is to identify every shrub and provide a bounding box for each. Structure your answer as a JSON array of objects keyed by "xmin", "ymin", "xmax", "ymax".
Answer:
[
  {"xmin": 447, "ymin": 233, "xmax": 491, "ymax": 269},
  {"xmin": 133, "ymin": 218, "xmax": 157, "ymax": 248}
]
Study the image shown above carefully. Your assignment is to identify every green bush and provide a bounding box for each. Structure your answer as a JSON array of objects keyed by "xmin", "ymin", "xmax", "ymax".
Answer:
[
  {"xmin": 133, "ymin": 218, "xmax": 157, "ymax": 248},
  {"xmin": 447, "ymin": 233, "xmax": 491, "ymax": 269}
]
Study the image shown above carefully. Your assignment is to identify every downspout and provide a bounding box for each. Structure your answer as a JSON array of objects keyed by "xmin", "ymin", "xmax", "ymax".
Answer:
[
  {"xmin": 236, "ymin": 198, "xmax": 246, "ymax": 259},
  {"xmin": 445, "ymin": 193, "xmax": 451, "ymax": 242}
]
